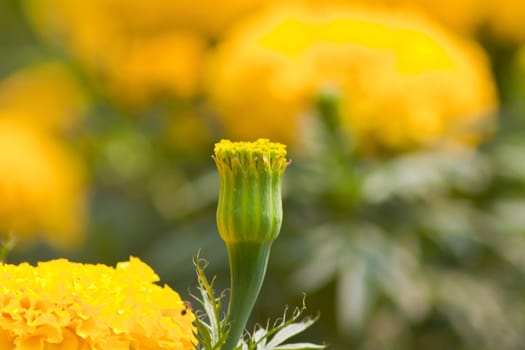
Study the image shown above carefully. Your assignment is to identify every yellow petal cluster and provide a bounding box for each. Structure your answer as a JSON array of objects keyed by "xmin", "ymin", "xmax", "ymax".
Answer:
[
  {"xmin": 0, "ymin": 257, "xmax": 196, "ymax": 349},
  {"xmin": 0, "ymin": 118, "xmax": 86, "ymax": 248},
  {"xmin": 214, "ymin": 138, "xmax": 288, "ymax": 173},
  {"xmin": 206, "ymin": 5, "xmax": 497, "ymax": 153}
]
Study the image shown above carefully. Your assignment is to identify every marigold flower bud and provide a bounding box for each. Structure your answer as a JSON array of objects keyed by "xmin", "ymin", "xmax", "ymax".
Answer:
[
  {"xmin": 213, "ymin": 139, "xmax": 288, "ymax": 350},
  {"xmin": 213, "ymin": 138, "xmax": 288, "ymax": 244}
]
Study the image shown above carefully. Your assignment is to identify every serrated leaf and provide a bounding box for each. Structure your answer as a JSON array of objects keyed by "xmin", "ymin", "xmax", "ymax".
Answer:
[
  {"xmin": 253, "ymin": 327, "xmax": 268, "ymax": 344},
  {"xmin": 192, "ymin": 255, "xmax": 230, "ymax": 350},
  {"xmin": 197, "ymin": 285, "xmax": 220, "ymax": 343},
  {"xmin": 274, "ymin": 343, "xmax": 325, "ymax": 349},
  {"xmin": 264, "ymin": 319, "xmax": 317, "ymax": 349}
]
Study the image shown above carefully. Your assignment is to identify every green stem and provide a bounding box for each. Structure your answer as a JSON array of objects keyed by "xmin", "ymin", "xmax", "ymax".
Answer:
[{"xmin": 223, "ymin": 241, "xmax": 273, "ymax": 350}]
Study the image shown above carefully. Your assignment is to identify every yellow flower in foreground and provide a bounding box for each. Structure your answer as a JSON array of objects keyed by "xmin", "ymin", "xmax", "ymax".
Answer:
[
  {"xmin": 0, "ymin": 118, "xmax": 85, "ymax": 248},
  {"xmin": 206, "ymin": 5, "xmax": 497, "ymax": 153},
  {"xmin": 0, "ymin": 61, "xmax": 86, "ymax": 132},
  {"xmin": 0, "ymin": 257, "xmax": 196, "ymax": 349}
]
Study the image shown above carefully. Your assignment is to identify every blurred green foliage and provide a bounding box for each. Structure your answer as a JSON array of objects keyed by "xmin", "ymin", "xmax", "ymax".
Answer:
[{"xmin": 3, "ymin": 0, "xmax": 525, "ymax": 349}]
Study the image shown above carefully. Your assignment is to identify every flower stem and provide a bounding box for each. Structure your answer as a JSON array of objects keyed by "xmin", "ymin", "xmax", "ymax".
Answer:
[{"xmin": 223, "ymin": 241, "xmax": 273, "ymax": 350}]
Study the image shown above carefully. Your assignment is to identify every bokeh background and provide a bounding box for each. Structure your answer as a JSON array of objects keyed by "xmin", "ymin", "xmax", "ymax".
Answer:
[{"xmin": 2, "ymin": 0, "xmax": 525, "ymax": 348}]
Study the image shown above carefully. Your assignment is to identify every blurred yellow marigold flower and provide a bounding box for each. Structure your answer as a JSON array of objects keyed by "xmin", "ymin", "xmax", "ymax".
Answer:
[
  {"xmin": 206, "ymin": 5, "xmax": 497, "ymax": 153},
  {"xmin": 297, "ymin": 0, "xmax": 485, "ymax": 37},
  {"xmin": 0, "ymin": 257, "xmax": 196, "ymax": 349},
  {"xmin": 103, "ymin": 32, "xmax": 207, "ymax": 104},
  {"xmin": 109, "ymin": 0, "xmax": 264, "ymax": 37},
  {"xmin": 305, "ymin": 0, "xmax": 525, "ymax": 43},
  {"xmin": 0, "ymin": 118, "xmax": 86, "ymax": 249},
  {"xmin": 23, "ymin": 0, "xmax": 209, "ymax": 104},
  {"xmin": 0, "ymin": 61, "xmax": 86, "ymax": 132}
]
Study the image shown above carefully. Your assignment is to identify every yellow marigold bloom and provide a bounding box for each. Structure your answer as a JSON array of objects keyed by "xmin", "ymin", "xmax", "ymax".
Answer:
[
  {"xmin": 0, "ymin": 118, "xmax": 86, "ymax": 249},
  {"xmin": 296, "ymin": 0, "xmax": 485, "ymax": 36},
  {"xmin": 0, "ymin": 61, "xmax": 86, "ymax": 132},
  {"xmin": 0, "ymin": 257, "xmax": 196, "ymax": 349},
  {"xmin": 206, "ymin": 5, "xmax": 497, "ymax": 153},
  {"xmin": 23, "ymin": 0, "xmax": 208, "ymax": 104},
  {"xmin": 303, "ymin": 0, "xmax": 525, "ymax": 43}
]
